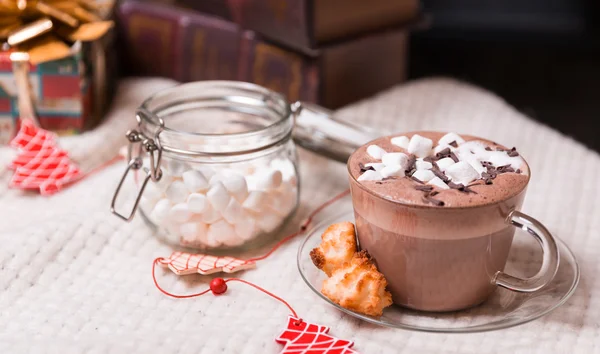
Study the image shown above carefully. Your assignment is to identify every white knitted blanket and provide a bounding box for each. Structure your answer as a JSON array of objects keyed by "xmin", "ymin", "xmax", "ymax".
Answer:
[{"xmin": 0, "ymin": 78, "xmax": 596, "ymax": 353}]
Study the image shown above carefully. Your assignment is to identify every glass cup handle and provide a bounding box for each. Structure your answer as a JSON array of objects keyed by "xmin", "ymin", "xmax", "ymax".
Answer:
[
  {"xmin": 494, "ymin": 210, "xmax": 560, "ymax": 292},
  {"xmin": 290, "ymin": 101, "xmax": 381, "ymax": 163}
]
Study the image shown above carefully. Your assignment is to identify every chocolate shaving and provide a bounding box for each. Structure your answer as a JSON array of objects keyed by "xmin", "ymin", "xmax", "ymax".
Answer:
[
  {"xmin": 485, "ymin": 146, "xmax": 492, "ymax": 151},
  {"xmin": 423, "ymin": 196, "xmax": 445, "ymax": 206},
  {"xmin": 410, "ymin": 176, "xmax": 424, "ymax": 184},
  {"xmin": 448, "ymin": 181, "xmax": 477, "ymax": 194},
  {"xmin": 359, "ymin": 162, "xmax": 375, "ymax": 172},
  {"xmin": 507, "ymin": 147, "xmax": 519, "ymax": 157},
  {"xmin": 449, "ymin": 152, "xmax": 459, "ymax": 163},
  {"xmin": 449, "ymin": 141, "xmax": 458, "ymax": 148},
  {"xmin": 496, "ymin": 164, "xmax": 515, "ymax": 173},
  {"xmin": 482, "ymin": 171, "xmax": 497, "ymax": 179},
  {"xmin": 431, "ymin": 167, "xmax": 450, "ymax": 183},
  {"xmin": 405, "ymin": 154, "xmax": 417, "ymax": 173},
  {"xmin": 435, "ymin": 148, "xmax": 451, "ymax": 159},
  {"xmin": 382, "ymin": 176, "xmax": 400, "ymax": 181},
  {"xmin": 375, "ymin": 182, "xmax": 382, "ymax": 184},
  {"xmin": 485, "ymin": 179, "xmax": 493, "ymax": 185},
  {"xmin": 429, "ymin": 191, "xmax": 439, "ymax": 196},
  {"xmin": 481, "ymin": 161, "xmax": 493, "ymax": 167},
  {"xmin": 423, "ymin": 156, "xmax": 435, "ymax": 163},
  {"xmin": 516, "ymin": 169, "xmax": 521, "ymax": 174},
  {"xmin": 415, "ymin": 185, "xmax": 434, "ymax": 192}
]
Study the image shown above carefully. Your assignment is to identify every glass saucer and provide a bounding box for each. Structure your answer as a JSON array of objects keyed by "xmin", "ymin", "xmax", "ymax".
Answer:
[{"xmin": 296, "ymin": 195, "xmax": 579, "ymax": 333}]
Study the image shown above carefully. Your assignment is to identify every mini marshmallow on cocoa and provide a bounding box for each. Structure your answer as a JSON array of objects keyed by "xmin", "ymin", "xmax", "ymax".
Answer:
[
  {"xmin": 381, "ymin": 152, "xmax": 410, "ymax": 170},
  {"xmin": 445, "ymin": 161, "xmax": 480, "ymax": 185},
  {"xmin": 357, "ymin": 170, "xmax": 383, "ymax": 181},
  {"xmin": 381, "ymin": 165, "xmax": 405, "ymax": 178},
  {"xmin": 415, "ymin": 160, "xmax": 433, "ymax": 170},
  {"xmin": 412, "ymin": 169, "xmax": 435, "ymax": 183},
  {"xmin": 438, "ymin": 132, "xmax": 465, "ymax": 146},
  {"xmin": 366, "ymin": 145, "xmax": 387, "ymax": 159},
  {"xmin": 428, "ymin": 176, "xmax": 450, "ymax": 190},
  {"xmin": 436, "ymin": 157, "xmax": 456, "ymax": 171},
  {"xmin": 408, "ymin": 134, "xmax": 433, "ymax": 158},
  {"xmin": 390, "ymin": 136, "xmax": 409, "ymax": 149}
]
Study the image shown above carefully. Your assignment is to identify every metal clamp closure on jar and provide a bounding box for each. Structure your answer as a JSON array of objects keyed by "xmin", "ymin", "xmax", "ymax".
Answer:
[{"xmin": 110, "ymin": 108, "xmax": 164, "ymax": 221}]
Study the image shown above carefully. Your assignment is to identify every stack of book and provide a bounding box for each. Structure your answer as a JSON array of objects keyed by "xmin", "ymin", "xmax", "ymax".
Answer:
[{"xmin": 116, "ymin": 0, "xmax": 420, "ymax": 108}]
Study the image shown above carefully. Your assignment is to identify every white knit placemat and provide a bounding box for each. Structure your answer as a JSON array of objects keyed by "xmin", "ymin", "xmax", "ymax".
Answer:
[{"xmin": 0, "ymin": 78, "xmax": 596, "ymax": 353}]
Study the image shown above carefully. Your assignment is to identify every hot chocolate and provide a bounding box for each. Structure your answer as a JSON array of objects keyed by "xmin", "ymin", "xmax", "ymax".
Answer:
[
  {"xmin": 348, "ymin": 132, "xmax": 532, "ymax": 311},
  {"xmin": 348, "ymin": 132, "xmax": 529, "ymax": 208}
]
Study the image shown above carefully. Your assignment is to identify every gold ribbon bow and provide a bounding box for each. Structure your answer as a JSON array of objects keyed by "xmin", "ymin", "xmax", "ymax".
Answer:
[{"xmin": 0, "ymin": 0, "xmax": 113, "ymax": 64}]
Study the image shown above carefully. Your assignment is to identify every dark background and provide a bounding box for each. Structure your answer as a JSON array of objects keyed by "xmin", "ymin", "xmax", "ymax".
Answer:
[{"xmin": 409, "ymin": 0, "xmax": 600, "ymax": 151}]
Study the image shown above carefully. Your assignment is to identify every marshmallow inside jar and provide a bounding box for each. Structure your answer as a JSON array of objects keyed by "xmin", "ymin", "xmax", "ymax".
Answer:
[{"xmin": 132, "ymin": 82, "xmax": 301, "ymax": 252}]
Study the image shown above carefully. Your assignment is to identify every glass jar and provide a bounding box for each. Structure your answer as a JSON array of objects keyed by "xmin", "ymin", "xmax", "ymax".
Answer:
[{"xmin": 111, "ymin": 81, "xmax": 379, "ymax": 251}]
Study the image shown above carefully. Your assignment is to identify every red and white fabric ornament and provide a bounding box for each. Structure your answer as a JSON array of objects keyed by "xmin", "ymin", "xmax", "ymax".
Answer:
[
  {"xmin": 8, "ymin": 120, "xmax": 81, "ymax": 195},
  {"xmin": 276, "ymin": 316, "xmax": 357, "ymax": 353}
]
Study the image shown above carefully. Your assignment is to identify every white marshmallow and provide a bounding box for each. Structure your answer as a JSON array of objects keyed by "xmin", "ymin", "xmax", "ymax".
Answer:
[
  {"xmin": 488, "ymin": 151, "xmax": 524, "ymax": 170},
  {"xmin": 255, "ymin": 212, "xmax": 283, "ymax": 233},
  {"xmin": 445, "ymin": 161, "xmax": 480, "ymax": 185},
  {"xmin": 140, "ymin": 196, "xmax": 156, "ymax": 211},
  {"xmin": 200, "ymin": 203, "xmax": 222, "ymax": 224},
  {"xmin": 206, "ymin": 182, "xmax": 231, "ymax": 211},
  {"xmin": 209, "ymin": 172, "xmax": 226, "ymax": 186},
  {"xmin": 380, "ymin": 165, "xmax": 405, "ymax": 178},
  {"xmin": 366, "ymin": 145, "xmax": 387, "ymax": 159},
  {"xmin": 242, "ymin": 191, "xmax": 268, "ymax": 212},
  {"xmin": 390, "ymin": 136, "xmax": 409, "ymax": 149},
  {"xmin": 255, "ymin": 169, "xmax": 283, "ymax": 190},
  {"xmin": 416, "ymin": 160, "xmax": 433, "ymax": 170},
  {"xmin": 428, "ymin": 176, "xmax": 450, "ymax": 190},
  {"xmin": 180, "ymin": 222, "xmax": 208, "ymax": 243},
  {"xmin": 187, "ymin": 193, "xmax": 208, "ymax": 213},
  {"xmin": 221, "ymin": 174, "xmax": 248, "ymax": 202},
  {"xmin": 381, "ymin": 152, "xmax": 409, "ymax": 169},
  {"xmin": 163, "ymin": 159, "xmax": 189, "ymax": 177},
  {"xmin": 234, "ymin": 216, "xmax": 257, "ymax": 241},
  {"xmin": 194, "ymin": 166, "xmax": 216, "ymax": 180},
  {"xmin": 222, "ymin": 199, "xmax": 245, "ymax": 224},
  {"xmin": 208, "ymin": 220, "xmax": 241, "ymax": 247},
  {"xmin": 408, "ymin": 134, "xmax": 433, "ymax": 158},
  {"xmin": 357, "ymin": 170, "xmax": 383, "ymax": 181},
  {"xmin": 438, "ymin": 132, "xmax": 465, "ymax": 146},
  {"xmin": 436, "ymin": 157, "xmax": 456, "ymax": 171},
  {"xmin": 150, "ymin": 199, "xmax": 171, "ymax": 223},
  {"xmin": 412, "ymin": 169, "xmax": 435, "ymax": 183},
  {"xmin": 365, "ymin": 163, "xmax": 385, "ymax": 171},
  {"xmin": 168, "ymin": 203, "xmax": 191, "ymax": 223},
  {"xmin": 457, "ymin": 141, "xmax": 492, "ymax": 161},
  {"xmin": 245, "ymin": 175, "xmax": 257, "ymax": 190},
  {"xmin": 463, "ymin": 156, "xmax": 486, "ymax": 176},
  {"xmin": 143, "ymin": 181, "xmax": 164, "ymax": 203},
  {"xmin": 267, "ymin": 188, "xmax": 297, "ymax": 217},
  {"xmin": 182, "ymin": 170, "xmax": 209, "ymax": 192},
  {"xmin": 165, "ymin": 181, "xmax": 189, "ymax": 204}
]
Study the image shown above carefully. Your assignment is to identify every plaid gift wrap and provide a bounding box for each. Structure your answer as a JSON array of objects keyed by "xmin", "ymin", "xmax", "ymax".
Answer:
[{"xmin": 0, "ymin": 50, "xmax": 94, "ymax": 145}]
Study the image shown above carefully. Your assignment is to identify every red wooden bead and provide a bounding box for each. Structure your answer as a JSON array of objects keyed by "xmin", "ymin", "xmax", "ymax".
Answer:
[{"xmin": 210, "ymin": 278, "xmax": 227, "ymax": 294}]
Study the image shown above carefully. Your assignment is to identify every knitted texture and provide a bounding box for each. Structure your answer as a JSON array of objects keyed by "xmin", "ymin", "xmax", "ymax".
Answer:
[{"xmin": 0, "ymin": 78, "xmax": 596, "ymax": 353}]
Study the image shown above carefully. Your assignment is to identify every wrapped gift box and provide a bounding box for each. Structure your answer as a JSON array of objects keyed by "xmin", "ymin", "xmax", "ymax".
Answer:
[{"xmin": 0, "ymin": 1, "xmax": 118, "ymax": 145}]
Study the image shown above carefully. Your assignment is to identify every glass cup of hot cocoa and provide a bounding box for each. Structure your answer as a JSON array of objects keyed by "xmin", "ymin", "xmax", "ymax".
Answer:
[{"xmin": 348, "ymin": 132, "xmax": 559, "ymax": 312}]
